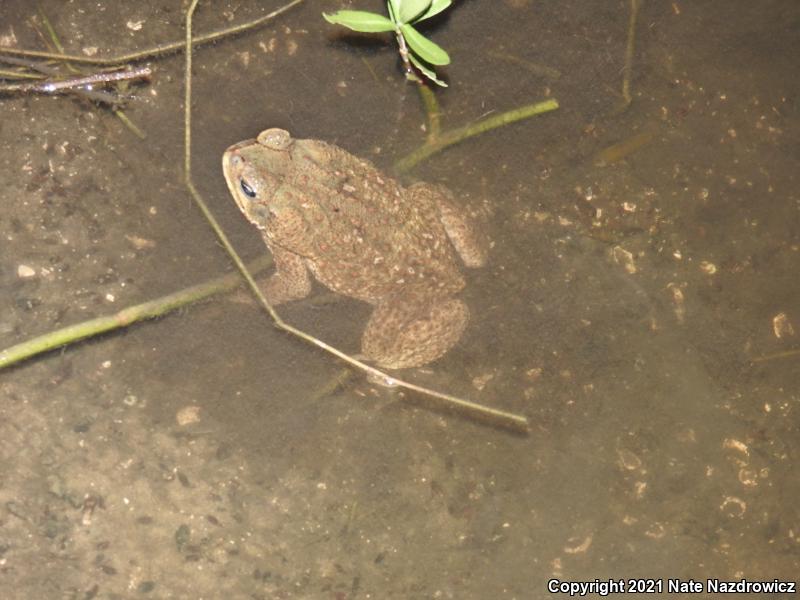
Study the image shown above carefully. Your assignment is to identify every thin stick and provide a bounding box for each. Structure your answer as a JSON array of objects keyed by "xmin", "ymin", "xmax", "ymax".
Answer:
[
  {"xmin": 617, "ymin": 0, "xmax": 641, "ymax": 113},
  {"xmin": 487, "ymin": 50, "xmax": 561, "ymax": 80},
  {"xmin": 113, "ymin": 109, "xmax": 147, "ymax": 139},
  {"xmin": 750, "ymin": 349, "xmax": 800, "ymax": 363},
  {"xmin": 15, "ymin": 10, "xmax": 148, "ymax": 137},
  {"xmin": 0, "ymin": 66, "xmax": 151, "ymax": 93},
  {"xmin": 0, "ymin": 67, "xmax": 43, "ymax": 80},
  {"xmin": 395, "ymin": 98, "xmax": 559, "ymax": 174},
  {"xmin": 593, "ymin": 123, "xmax": 658, "ymax": 167},
  {"xmin": 0, "ymin": 0, "xmax": 305, "ymax": 67},
  {"xmin": 38, "ymin": 5, "xmax": 77, "ymax": 74},
  {"xmin": 1, "ymin": 54, "xmax": 64, "ymax": 76}
]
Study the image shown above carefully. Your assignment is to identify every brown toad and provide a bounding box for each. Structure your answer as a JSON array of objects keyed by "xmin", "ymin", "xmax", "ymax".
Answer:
[{"xmin": 222, "ymin": 128, "xmax": 486, "ymax": 370}]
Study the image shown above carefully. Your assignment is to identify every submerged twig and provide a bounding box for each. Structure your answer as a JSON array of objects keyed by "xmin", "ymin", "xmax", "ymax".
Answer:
[
  {"xmin": 114, "ymin": 110, "xmax": 147, "ymax": 139},
  {"xmin": 37, "ymin": 6, "xmax": 78, "ymax": 75},
  {"xmin": 1, "ymin": 54, "xmax": 62, "ymax": 76},
  {"xmin": 0, "ymin": 256, "xmax": 273, "ymax": 370},
  {"xmin": 395, "ymin": 98, "xmax": 559, "ymax": 174},
  {"xmin": 593, "ymin": 123, "xmax": 658, "ymax": 167},
  {"xmin": 615, "ymin": 0, "xmax": 641, "ymax": 114},
  {"xmin": 750, "ymin": 349, "xmax": 800, "ymax": 363},
  {"xmin": 0, "ymin": 68, "xmax": 42, "ymax": 79},
  {"xmin": 418, "ymin": 83, "xmax": 442, "ymax": 140},
  {"xmin": 487, "ymin": 50, "xmax": 561, "ymax": 80}
]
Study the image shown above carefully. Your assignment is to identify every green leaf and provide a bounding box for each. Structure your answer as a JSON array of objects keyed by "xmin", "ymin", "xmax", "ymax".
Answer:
[
  {"xmin": 400, "ymin": 23, "xmax": 450, "ymax": 65},
  {"xmin": 408, "ymin": 53, "xmax": 448, "ymax": 87},
  {"xmin": 395, "ymin": 0, "xmax": 433, "ymax": 24},
  {"xmin": 416, "ymin": 0, "xmax": 451, "ymax": 22},
  {"xmin": 322, "ymin": 10, "xmax": 396, "ymax": 33}
]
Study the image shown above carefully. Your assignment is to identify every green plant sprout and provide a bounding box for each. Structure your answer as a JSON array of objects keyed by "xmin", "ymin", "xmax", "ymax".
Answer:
[{"xmin": 323, "ymin": 0, "xmax": 452, "ymax": 87}]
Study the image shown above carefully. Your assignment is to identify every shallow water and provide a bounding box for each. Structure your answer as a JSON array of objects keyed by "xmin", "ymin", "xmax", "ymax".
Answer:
[{"xmin": 1, "ymin": 0, "xmax": 798, "ymax": 597}]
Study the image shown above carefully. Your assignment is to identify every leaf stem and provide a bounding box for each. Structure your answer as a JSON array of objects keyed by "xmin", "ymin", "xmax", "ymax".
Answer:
[
  {"xmin": 0, "ymin": 256, "xmax": 273, "ymax": 370},
  {"xmin": 395, "ymin": 98, "xmax": 560, "ymax": 173}
]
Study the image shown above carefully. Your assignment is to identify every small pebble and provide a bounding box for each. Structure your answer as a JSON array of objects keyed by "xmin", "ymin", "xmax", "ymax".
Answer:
[
  {"xmin": 17, "ymin": 264, "xmax": 36, "ymax": 278},
  {"xmin": 176, "ymin": 405, "xmax": 201, "ymax": 426}
]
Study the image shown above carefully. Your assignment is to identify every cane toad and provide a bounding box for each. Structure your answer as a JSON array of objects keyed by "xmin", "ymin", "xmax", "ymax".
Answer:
[{"xmin": 222, "ymin": 128, "xmax": 486, "ymax": 369}]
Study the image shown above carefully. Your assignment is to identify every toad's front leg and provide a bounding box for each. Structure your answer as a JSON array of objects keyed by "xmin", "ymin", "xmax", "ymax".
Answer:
[{"xmin": 259, "ymin": 241, "xmax": 312, "ymax": 305}]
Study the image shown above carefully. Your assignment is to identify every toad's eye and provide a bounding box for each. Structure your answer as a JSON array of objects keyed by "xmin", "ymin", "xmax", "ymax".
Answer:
[{"xmin": 239, "ymin": 179, "xmax": 257, "ymax": 198}]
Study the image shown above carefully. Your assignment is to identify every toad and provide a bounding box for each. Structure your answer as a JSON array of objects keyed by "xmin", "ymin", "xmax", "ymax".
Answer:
[{"xmin": 222, "ymin": 128, "xmax": 486, "ymax": 370}]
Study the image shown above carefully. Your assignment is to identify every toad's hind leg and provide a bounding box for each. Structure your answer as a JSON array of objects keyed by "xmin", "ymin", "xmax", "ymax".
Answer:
[{"xmin": 361, "ymin": 295, "xmax": 469, "ymax": 370}]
